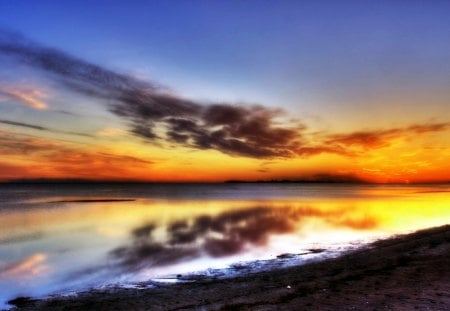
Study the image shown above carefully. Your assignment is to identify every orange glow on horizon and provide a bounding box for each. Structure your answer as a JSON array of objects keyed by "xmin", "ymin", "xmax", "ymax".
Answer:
[{"xmin": 0, "ymin": 120, "xmax": 449, "ymax": 183}]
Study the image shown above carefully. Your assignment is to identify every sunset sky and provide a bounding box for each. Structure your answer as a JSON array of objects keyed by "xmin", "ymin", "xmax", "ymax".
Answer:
[{"xmin": 0, "ymin": 1, "xmax": 449, "ymax": 183}]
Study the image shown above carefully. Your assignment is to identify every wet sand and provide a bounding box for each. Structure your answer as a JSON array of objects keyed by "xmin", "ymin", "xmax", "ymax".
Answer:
[{"xmin": 9, "ymin": 224, "xmax": 450, "ymax": 310}]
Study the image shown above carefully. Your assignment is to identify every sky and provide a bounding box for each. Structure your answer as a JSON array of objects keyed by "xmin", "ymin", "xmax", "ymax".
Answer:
[{"xmin": 0, "ymin": 0, "xmax": 449, "ymax": 183}]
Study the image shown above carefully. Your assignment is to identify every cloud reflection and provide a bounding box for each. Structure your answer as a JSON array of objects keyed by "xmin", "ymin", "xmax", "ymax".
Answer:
[
  {"xmin": 111, "ymin": 205, "xmax": 380, "ymax": 270},
  {"xmin": 0, "ymin": 253, "xmax": 48, "ymax": 279}
]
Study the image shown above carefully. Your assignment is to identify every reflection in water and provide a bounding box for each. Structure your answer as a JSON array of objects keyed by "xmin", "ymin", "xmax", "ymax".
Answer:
[
  {"xmin": 0, "ymin": 184, "xmax": 449, "ymax": 308},
  {"xmin": 112, "ymin": 205, "xmax": 380, "ymax": 270},
  {"xmin": 0, "ymin": 253, "xmax": 48, "ymax": 279}
]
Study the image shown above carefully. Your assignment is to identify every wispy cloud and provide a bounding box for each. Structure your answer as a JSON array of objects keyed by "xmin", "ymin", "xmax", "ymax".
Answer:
[
  {"xmin": 325, "ymin": 122, "xmax": 450, "ymax": 150},
  {"xmin": 96, "ymin": 127, "xmax": 128, "ymax": 138},
  {"xmin": 0, "ymin": 119, "xmax": 93, "ymax": 138},
  {"xmin": 0, "ymin": 84, "xmax": 48, "ymax": 109},
  {"xmin": 0, "ymin": 130, "xmax": 154, "ymax": 180},
  {"xmin": 0, "ymin": 119, "xmax": 47, "ymax": 131},
  {"xmin": 1, "ymin": 30, "xmax": 449, "ymax": 160}
]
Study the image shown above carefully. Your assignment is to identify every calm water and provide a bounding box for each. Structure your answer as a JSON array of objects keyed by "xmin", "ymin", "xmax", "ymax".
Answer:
[{"xmin": 0, "ymin": 183, "xmax": 449, "ymax": 308}]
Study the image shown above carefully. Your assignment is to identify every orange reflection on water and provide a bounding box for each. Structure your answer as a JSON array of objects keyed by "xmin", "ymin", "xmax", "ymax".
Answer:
[
  {"xmin": 1, "ymin": 189, "xmax": 449, "ymax": 249},
  {"xmin": 0, "ymin": 185, "xmax": 449, "ymax": 306}
]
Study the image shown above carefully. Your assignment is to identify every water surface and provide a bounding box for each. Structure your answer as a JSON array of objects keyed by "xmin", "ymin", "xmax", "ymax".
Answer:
[{"xmin": 0, "ymin": 183, "xmax": 449, "ymax": 308}]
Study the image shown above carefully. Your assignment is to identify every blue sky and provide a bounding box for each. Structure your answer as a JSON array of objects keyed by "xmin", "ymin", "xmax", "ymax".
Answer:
[
  {"xmin": 0, "ymin": 1, "xmax": 450, "ymax": 182},
  {"xmin": 3, "ymin": 1, "xmax": 450, "ymax": 116}
]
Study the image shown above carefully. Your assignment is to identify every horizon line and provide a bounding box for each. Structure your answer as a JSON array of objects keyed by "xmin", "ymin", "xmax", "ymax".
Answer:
[{"xmin": 1, "ymin": 178, "xmax": 448, "ymax": 185}]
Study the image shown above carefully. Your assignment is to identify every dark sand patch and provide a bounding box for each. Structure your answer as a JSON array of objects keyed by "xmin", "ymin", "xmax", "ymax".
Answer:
[{"xmin": 9, "ymin": 225, "xmax": 450, "ymax": 310}]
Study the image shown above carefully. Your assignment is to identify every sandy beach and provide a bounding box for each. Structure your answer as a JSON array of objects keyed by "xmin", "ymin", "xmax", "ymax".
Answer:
[{"xmin": 8, "ymin": 224, "xmax": 450, "ymax": 311}]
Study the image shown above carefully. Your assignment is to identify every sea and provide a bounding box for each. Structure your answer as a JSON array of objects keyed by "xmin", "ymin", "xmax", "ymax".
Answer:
[{"xmin": 0, "ymin": 183, "xmax": 449, "ymax": 309}]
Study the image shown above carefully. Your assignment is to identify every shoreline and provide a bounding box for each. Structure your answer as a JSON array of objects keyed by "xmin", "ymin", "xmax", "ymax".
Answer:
[{"xmin": 8, "ymin": 224, "xmax": 450, "ymax": 310}]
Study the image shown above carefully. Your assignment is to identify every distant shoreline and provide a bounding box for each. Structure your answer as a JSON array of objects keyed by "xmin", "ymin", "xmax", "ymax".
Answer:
[
  {"xmin": 1, "ymin": 178, "xmax": 448, "ymax": 185},
  {"xmin": 9, "ymin": 224, "xmax": 450, "ymax": 310}
]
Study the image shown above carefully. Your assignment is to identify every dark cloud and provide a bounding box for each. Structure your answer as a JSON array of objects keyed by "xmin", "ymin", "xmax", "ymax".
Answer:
[
  {"xmin": 160, "ymin": 105, "xmax": 304, "ymax": 158},
  {"xmin": 2, "ymin": 31, "xmax": 448, "ymax": 159},
  {"xmin": 0, "ymin": 31, "xmax": 306, "ymax": 159}
]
